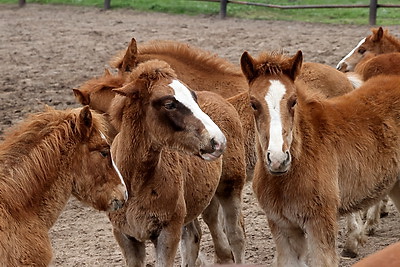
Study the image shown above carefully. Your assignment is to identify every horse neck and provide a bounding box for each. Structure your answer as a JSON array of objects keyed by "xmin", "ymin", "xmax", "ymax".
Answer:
[
  {"xmin": 136, "ymin": 52, "xmax": 247, "ymax": 98},
  {"xmin": 0, "ymin": 139, "xmax": 76, "ymax": 229},
  {"xmin": 290, "ymin": 89, "xmax": 326, "ymax": 160},
  {"xmin": 113, "ymin": 101, "xmax": 163, "ymax": 191}
]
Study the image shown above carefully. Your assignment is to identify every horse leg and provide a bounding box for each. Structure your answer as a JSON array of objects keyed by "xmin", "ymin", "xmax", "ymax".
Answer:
[
  {"xmin": 201, "ymin": 196, "xmax": 234, "ymax": 263},
  {"xmin": 153, "ymin": 220, "xmax": 182, "ymax": 267},
  {"xmin": 388, "ymin": 180, "xmax": 400, "ymax": 212},
  {"xmin": 305, "ymin": 213, "xmax": 338, "ymax": 267},
  {"xmin": 380, "ymin": 195, "xmax": 390, "ymax": 217},
  {"xmin": 216, "ymin": 191, "xmax": 245, "ymax": 263},
  {"xmin": 112, "ymin": 228, "xmax": 146, "ymax": 267},
  {"xmin": 365, "ymin": 203, "xmax": 381, "ymax": 235},
  {"xmin": 268, "ymin": 219, "xmax": 308, "ymax": 267},
  {"xmin": 342, "ymin": 211, "xmax": 367, "ymax": 258},
  {"xmin": 180, "ymin": 219, "xmax": 202, "ymax": 267}
]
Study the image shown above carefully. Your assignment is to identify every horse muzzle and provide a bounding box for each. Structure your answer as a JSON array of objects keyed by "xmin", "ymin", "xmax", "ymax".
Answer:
[
  {"xmin": 266, "ymin": 150, "xmax": 291, "ymax": 175},
  {"xmin": 200, "ymin": 136, "xmax": 227, "ymax": 161}
]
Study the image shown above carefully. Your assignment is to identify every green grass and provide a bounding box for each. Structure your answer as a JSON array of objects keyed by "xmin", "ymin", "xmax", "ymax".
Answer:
[{"xmin": 2, "ymin": 0, "xmax": 399, "ymax": 25}]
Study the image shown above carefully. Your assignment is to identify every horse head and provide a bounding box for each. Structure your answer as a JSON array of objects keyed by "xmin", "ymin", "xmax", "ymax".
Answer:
[
  {"xmin": 70, "ymin": 106, "xmax": 127, "ymax": 211},
  {"xmin": 112, "ymin": 59, "xmax": 226, "ymax": 161},
  {"xmin": 241, "ymin": 50, "xmax": 302, "ymax": 175}
]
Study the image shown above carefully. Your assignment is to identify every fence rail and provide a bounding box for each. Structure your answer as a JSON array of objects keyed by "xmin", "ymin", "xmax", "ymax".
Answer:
[
  {"xmin": 17, "ymin": 0, "xmax": 400, "ymax": 25},
  {"xmin": 197, "ymin": 0, "xmax": 400, "ymax": 25}
]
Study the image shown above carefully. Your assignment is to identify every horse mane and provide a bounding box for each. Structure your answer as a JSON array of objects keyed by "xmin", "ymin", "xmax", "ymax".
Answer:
[
  {"xmin": 111, "ymin": 39, "xmax": 242, "ymax": 75},
  {"xmin": 78, "ymin": 69, "xmax": 125, "ymax": 94},
  {"xmin": 0, "ymin": 106, "xmax": 107, "ymax": 212},
  {"xmin": 250, "ymin": 50, "xmax": 295, "ymax": 76}
]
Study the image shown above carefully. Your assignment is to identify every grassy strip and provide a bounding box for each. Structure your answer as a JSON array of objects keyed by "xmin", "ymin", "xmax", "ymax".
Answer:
[{"xmin": 2, "ymin": 0, "xmax": 399, "ymax": 25}]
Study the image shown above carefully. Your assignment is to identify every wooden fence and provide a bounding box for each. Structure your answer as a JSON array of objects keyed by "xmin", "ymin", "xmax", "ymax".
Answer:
[
  {"xmin": 197, "ymin": 0, "xmax": 400, "ymax": 25},
  {"xmin": 17, "ymin": 0, "xmax": 400, "ymax": 25}
]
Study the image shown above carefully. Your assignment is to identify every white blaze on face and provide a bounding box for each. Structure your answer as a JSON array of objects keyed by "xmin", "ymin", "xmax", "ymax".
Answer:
[
  {"xmin": 100, "ymin": 131, "xmax": 128, "ymax": 200},
  {"xmin": 336, "ymin": 38, "xmax": 366, "ymax": 69},
  {"xmin": 169, "ymin": 79, "xmax": 226, "ymax": 144},
  {"xmin": 265, "ymin": 80, "xmax": 287, "ymax": 162}
]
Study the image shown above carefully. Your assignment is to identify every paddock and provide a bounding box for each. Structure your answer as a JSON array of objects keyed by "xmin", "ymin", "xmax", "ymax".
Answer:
[{"xmin": 1, "ymin": 4, "xmax": 399, "ymax": 266}]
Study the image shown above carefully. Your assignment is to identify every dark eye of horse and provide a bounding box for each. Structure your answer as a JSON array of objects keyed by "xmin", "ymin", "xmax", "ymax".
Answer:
[
  {"xmin": 250, "ymin": 98, "xmax": 259, "ymax": 111},
  {"xmin": 164, "ymin": 101, "xmax": 177, "ymax": 110},
  {"xmin": 100, "ymin": 150, "xmax": 109, "ymax": 158},
  {"xmin": 288, "ymin": 95, "xmax": 297, "ymax": 113},
  {"xmin": 358, "ymin": 47, "xmax": 366, "ymax": 54}
]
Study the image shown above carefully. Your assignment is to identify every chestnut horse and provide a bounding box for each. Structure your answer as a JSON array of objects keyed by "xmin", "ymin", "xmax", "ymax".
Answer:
[
  {"xmin": 240, "ymin": 50, "xmax": 400, "ymax": 267},
  {"xmin": 86, "ymin": 60, "xmax": 246, "ymax": 265},
  {"xmin": 337, "ymin": 27, "xmax": 400, "ymax": 72},
  {"xmin": 336, "ymin": 27, "xmax": 400, "ymax": 257},
  {"xmin": 74, "ymin": 65, "xmax": 246, "ymax": 264},
  {"xmin": 110, "ymin": 38, "xmax": 358, "ymax": 181},
  {"xmin": 0, "ymin": 106, "xmax": 127, "ymax": 267}
]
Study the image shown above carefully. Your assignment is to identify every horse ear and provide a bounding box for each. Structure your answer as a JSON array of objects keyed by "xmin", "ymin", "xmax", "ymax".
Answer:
[
  {"xmin": 372, "ymin": 27, "xmax": 384, "ymax": 42},
  {"xmin": 73, "ymin": 88, "xmax": 90, "ymax": 106},
  {"xmin": 241, "ymin": 51, "xmax": 256, "ymax": 83},
  {"xmin": 104, "ymin": 68, "xmax": 112, "ymax": 77},
  {"xmin": 287, "ymin": 50, "xmax": 303, "ymax": 81},
  {"xmin": 112, "ymin": 80, "xmax": 142, "ymax": 99},
  {"xmin": 77, "ymin": 106, "xmax": 93, "ymax": 138},
  {"xmin": 119, "ymin": 37, "xmax": 138, "ymax": 73}
]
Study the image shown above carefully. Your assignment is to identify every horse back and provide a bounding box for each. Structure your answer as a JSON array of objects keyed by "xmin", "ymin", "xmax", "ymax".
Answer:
[
  {"xmin": 355, "ymin": 52, "xmax": 400, "ymax": 81},
  {"xmin": 299, "ymin": 62, "xmax": 354, "ymax": 97}
]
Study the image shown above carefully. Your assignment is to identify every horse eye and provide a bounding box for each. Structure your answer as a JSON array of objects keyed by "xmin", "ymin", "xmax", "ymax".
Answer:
[
  {"xmin": 100, "ymin": 150, "xmax": 109, "ymax": 158},
  {"xmin": 250, "ymin": 98, "xmax": 259, "ymax": 110},
  {"xmin": 358, "ymin": 47, "xmax": 366, "ymax": 54},
  {"xmin": 164, "ymin": 101, "xmax": 177, "ymax": 110}
]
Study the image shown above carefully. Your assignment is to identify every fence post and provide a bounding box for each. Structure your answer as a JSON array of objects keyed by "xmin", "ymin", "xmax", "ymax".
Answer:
[
  {"xmin": 220, "ymin": 0, "xmax": 228, "ymax": 18},
  {"xmin": 369, "ymin": 0, "xmax": 377, "ymax": 25},
  {"xmin": 18, "ymin": 0, "xmax": 25, "ymax": 7},
  {"xmin": 104, "ymin": 0, "xmax": 111, "ymax": 9}
]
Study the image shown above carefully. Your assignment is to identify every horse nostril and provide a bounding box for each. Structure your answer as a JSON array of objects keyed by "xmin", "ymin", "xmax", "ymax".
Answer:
[
  {"xmin": 284, "ymin": 151, "xmax": 291, "ymax": 165},
  {"xmin": 266, "ymin": 152, "xmax": 272, "ymax": 164},
  {"xmin": 111, "ymin": 199, "xmax": 124, "ymax": 211},
  {"xmin": 210, "ymin": 138, "xmax": 219, "ymax": 150}
]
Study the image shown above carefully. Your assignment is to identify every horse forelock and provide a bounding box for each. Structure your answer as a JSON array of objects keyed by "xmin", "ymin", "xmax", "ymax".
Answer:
[
  {"xmin": 253, "ymin": 51, "xmax": 293, "ymax": 77},
  {"xmin": 0, "ymin": 107, "xmax": 106, "ymax": 211}
]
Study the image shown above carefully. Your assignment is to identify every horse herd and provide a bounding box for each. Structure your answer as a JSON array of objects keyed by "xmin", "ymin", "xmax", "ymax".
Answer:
[{"xmin": 0, "ymin": 26, "xmax": 399, "ymax": 266}]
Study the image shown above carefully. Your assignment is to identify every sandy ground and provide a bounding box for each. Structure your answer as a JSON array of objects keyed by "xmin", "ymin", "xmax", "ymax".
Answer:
[{"xmin": 1, "ymin": 4, "xmax": 399, "ymax": 266}]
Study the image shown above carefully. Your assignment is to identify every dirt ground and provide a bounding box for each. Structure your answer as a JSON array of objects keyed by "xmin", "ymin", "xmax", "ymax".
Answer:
[{"xmin": 1, "ymin": 4, "xmax": 399, "ymax": 266}]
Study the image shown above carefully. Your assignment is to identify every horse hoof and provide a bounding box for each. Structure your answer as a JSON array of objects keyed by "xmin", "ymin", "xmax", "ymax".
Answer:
[
  {"xmin": 380, "ymin": 211, "xmax": 389, "ymax": 218},
  {"xmin": 341, "ymin": 249, "xmax": 358, "ymax": 258}
]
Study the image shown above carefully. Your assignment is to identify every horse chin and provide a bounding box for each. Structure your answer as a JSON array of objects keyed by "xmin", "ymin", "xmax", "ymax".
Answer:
[
  {"xmin": 199, "ymin": 151, "xmax": 223, "ymax": 161},
  {"xmin": 268, "ymin": 165, "xmax": 290, "ymax": 176}
]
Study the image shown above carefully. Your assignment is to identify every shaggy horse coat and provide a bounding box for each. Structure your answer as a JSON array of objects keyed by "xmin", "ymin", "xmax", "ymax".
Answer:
[
  {"xmin": 241, "ymin": 50, "xmax": 400, "ymax": 267},
  {"xmin": 0, "ymin": 106, "xmax": 127, "ymax": 267}
]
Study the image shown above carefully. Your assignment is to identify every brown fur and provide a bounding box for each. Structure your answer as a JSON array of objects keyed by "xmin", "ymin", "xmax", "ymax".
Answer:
[
  {"xmin": 241, "ymin": 50, "xmax": 400, "ymax": 267},
  {"xmin": 0, "ymin": 106, "xmax": 127, "ymax": 267},
  {"xmin": 76, "ymin": 60, "xmax": 246, "ymax": 265},
  {"xmin": 355, "ymin": 52, "xmax": 400, "ymax": 81}
]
